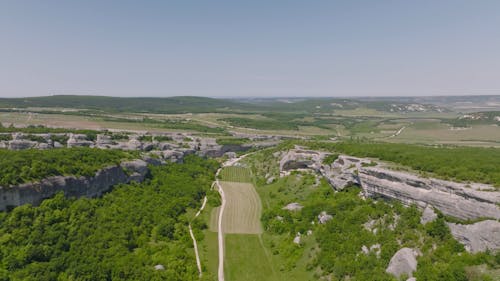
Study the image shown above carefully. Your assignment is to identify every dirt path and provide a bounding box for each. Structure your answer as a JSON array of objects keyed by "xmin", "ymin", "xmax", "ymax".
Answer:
[
  {"xmin": 216, "ymin": 177, "xmax": 226, "ymax": 281},
  {"xmin": 216, "ymin": 153, "xmax": 252, "ymax": 281},
  {"xmin": 189, "ymin": 196, "xmax": 207, "ymax": 278},
  {"xmin": 389, "ymin": 126, "xmax": 406, "ymax": 138}
]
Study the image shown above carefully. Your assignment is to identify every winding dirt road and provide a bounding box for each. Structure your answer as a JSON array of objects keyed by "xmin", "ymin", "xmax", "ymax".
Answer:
[{"xmin": 189, "ymin": 196, "xmax": 207, "ymax": 278}]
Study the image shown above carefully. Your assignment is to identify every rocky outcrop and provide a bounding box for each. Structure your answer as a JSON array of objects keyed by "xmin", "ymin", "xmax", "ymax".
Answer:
[
  {"xmin": 359, "ymin": 167, "xmax": 500, "ymax": 221},
  {"xmin": 447, "ymin": 220, "xmax": 500, "ymax": 253},
  {"xmin": 385, "ymin": 248, "xmax": 418, "ymax": 278},
  {"xmin": 279, "ymin": 149, "xmax": 324, "ymax": 172},
  {"xmin": 283, "ymin": 202, "xmax": 303, "ymax": 211},
  {"xmin": 279, "ymin": 148, "xmax": 500, "ymax": 221},
  {"xmin": 0, "ymin": 158, "xmax": 154, "ymax": 211},
  {"xmin": 318, "ymin": 211, "xmax": 333, "ymax": 224},
  {"xmin": 279, "ymin": 148, "xmax": 500, "ymax": 253},
  {"xmin": 67, "ymin": 133, "xmax": 94, "ymax": 147},
  {"xmin": 420, "ymin": 205, "xmax": 438, "ymax": 224},
  {"xmin": 8, "ymin": 140, "xmax": 37, "ymax": 150}
]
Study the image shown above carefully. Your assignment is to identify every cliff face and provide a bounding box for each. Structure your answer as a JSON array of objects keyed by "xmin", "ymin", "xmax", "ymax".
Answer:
[
  {"xmin": 279, "ymin": 148, "xmax": 500, "ymax": 252},
  {"xmin": 359, "ymin": 167, "xmax": 500, "ymax": 220},
  {"xmin": 279, "ymin": 149, "xmax": 500, "ymax": 221},
  {"xmin": 0, "ymin": 159, "xmax": 152, "ymax": 211}
]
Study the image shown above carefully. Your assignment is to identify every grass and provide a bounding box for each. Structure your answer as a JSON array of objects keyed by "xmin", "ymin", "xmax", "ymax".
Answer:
[
  {"xmin": 211, "ymin": 182, "xmax": 262, "ymax": 234},
  {"xmin": 218, "ymin": 166, "xmax": 252, "ymax": 182},
  {"xmin": 224, "ymin": 234, "xmax": 278, "ymax": 281}
]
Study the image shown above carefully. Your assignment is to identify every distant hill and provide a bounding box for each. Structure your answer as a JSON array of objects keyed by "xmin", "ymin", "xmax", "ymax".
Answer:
[
  {"xmin": 0, "ymin": 95, "xmax": 250, "ymax": 114},
  {"xmin": 0, "ymin": 95, "xmax": 463, "ymax": 114}
]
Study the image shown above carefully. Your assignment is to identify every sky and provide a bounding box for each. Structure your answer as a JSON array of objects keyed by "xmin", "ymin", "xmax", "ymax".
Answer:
[{"xmin": 1, "ymin": 0, "xmax": 500, "ymax": 98}]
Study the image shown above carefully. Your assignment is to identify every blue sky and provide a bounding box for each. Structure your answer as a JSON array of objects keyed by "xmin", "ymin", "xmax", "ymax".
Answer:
[{"xmin": 1, "ymin": 0, "xmax": 499, "ymax": 98}]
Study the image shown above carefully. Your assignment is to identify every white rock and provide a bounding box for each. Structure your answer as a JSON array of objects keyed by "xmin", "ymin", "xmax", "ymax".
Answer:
[
  {"xmin": 420, "ymin": 205, "xmax": 438, "ymax": 224},
  {"xmin": 318, "ymin": 211, "xmax": 333, "ymax": 224},
  {"xmin": 154, "ymin": 264, "xmax": 165, "ymax": 270},
  {"xmin": 447, "ymin": 220, "xmax": 500, "ymax": 253},
  {"xmin": 293, "ymin": 233, "xmax": 301, "ymax": 245},
  {"xmin": 386, "ymin": 248, "xmax": 418, "ymax": 278},
  {"xmin": 283, "ymin": 202, "xmax": 303, "ymax": 211}
]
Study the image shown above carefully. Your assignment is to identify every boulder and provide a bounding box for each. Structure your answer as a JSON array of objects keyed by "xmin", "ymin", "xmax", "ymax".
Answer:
[
  {"xmin": 420, "ymin": 205, "xmax": 438, "ymax": 224},
  {"xmin": 282, "ymin": 202, "xmax": 303, "ymax": 211},
  {"xmin": 318, "ymin": 211, "xmax": 333, "ymax": 224},
  {"xmin": 126, "ymin": 138, "xmax": 143, "ymax": 150},
  {"xmin": 67, "ymin": 133, "xmax": 93, "ymax": 147},
  {"xmin": 266, "ymin": 176, "xmax": 276, "ymax": 184},
  {"xmin": 386, "ymin": 248, "xmax": 418, "ymax": 278},
  {"xmin": 8, "ymin": 140, "xmax": 37, "ymax": 150},
  {"xmin": 293, "ymin": 233, "xmax": 301, "ymax": 244},
  {"xmin": 96, "ymin": 134, "xmax": 113, "ymax": 148},
  {"xmin": 447, "ymin": 220, "xmax": 500, "ymax": 253},
  {"xmin": 53, "ymin": 141, "xmax": 64, "ymax": 148},
  {"xmin": 361, "ymin": 244, "xmax": 381, "ymax": 257},
  {"xmin": 154, "ymin": 264, "xmax": 165, "ymax": 270}
]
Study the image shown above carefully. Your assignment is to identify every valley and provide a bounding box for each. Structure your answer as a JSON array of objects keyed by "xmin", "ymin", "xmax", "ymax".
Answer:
[{"xmin": 0, "ymin": 95, "xmax": 499, "ymax": 281}]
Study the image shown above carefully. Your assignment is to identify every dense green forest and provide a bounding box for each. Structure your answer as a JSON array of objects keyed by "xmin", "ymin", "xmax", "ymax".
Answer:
[
  {"xmin": 0, "ymin": 148, "xmax": 137, "ymax": 186},
  {"xmin": 221, "ymin": 117, "xmax": 300, "ymax": 130},
  {"xmin": 0, "ymin": 155, "xmax": 218, "ymax": 281},
  {"xmin": 0, "ymin": 95, "xmax": 251, "ymax": 114},
  {"xmin": 304, "ymin": 141, "xmax": 500, "ymax": 187},
  {"xmin": 0, "ymin": 124, "xmax": 99, "ymax": 138},
  {"xmin": 0, "ymin": 95, "xmax": 454, "ymax": 115}
]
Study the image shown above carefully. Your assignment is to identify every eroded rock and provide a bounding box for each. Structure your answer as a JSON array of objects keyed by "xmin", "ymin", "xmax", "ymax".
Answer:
[
  {"xmin": 420, "ymin": 205, "xmax": 438, "ymax": 224},
  {"xmin": 386, "ymin": 248, "xmax": 418, "ymax": 278},
  {"xmin": 447, "ymin": 220, "xmax": 500, "ymax": 253},
  {"xmin": 283, "ymin": 202, "xmax": 303, "ymax": 211},
  {"xmin": 318, "ymin": 211, "xmax": 333, "ymax": 224}
]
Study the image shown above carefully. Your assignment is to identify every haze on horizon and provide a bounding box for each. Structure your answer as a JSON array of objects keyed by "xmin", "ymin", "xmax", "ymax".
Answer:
[{"xmin": 1, "ymin": 0, "xmax": 500, "ymax": 98}]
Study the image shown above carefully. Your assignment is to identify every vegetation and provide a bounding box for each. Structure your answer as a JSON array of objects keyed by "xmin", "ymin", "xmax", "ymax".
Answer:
[
  {"xmin": 0, "ymin": 124, "xmax": 99, "ymax": 137},
  {"xmin": 215, "ymin": 138, "xmax": 249, "ymax": 146},
  {"xmin": 221, "ymin": 117, "xmax": 299, "ymax": 130},
  {"xmin": 0, "ymin": 148, "xmax": 137, "ymax": 186},
  {"xmin": 49, "ymin": 134, "xmax": 69, "ymax": 145},
  {"xmin": 218, "ymin": 166, "xmax": 252, "ymax": 183},
  {"xmin": 305, "ymin": 141, "xmax": 500, "ymax": 187},
  {"xmin": 0, "ymin": 135, "xmax": 12, "ymax": 141},
  {"xmin": 102, "ymin": 116, "xmax": 227, "ymax": 134},
  {"xmin": 0, "ymin": 155, "xmax": 218, "ymax": 281},
  {"xmin": 0, "ymin": 95, "xmax": 248, "ymax": 114},
  {"xmin": 322, "ymin": 153, "xmax": 338, "ymax": 165},
  {"xmin": 243, "ymin": 148, "xmax": 500, "ymax": 280}
]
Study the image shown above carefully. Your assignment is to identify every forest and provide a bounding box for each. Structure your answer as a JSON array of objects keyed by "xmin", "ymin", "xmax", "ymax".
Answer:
[
  {"xmin": 0, "ymin": 148, "xmax": 137, "ymax": 186},
  {"xmin": 0, "ymin": 155, "xmax": 218, "ymax": 281}
]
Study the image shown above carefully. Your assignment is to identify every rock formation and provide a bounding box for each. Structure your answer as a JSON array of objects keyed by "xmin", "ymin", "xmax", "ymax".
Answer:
[
  {"xmin": 420, "ymin": 205, "xmax": 438, "ymax": 224},
  {"xmin": 359, "ymin": 167, "xmax": 500, "ymax": 220},
  {"xmin": 279, "ymin": 147, "xmax": 500, "ymax": 253},
  {"xmin": 282, "ymin": 202, "xmax": 304, "ymax": 211},
  {"xmin": 279, "ymin": 148, "xmax": 500, "ymax": 221},
  {"xmin": 0, "ymin": 158, "xmax": 156, "ymax": 211},
  {"xmin": 317, "ymin": 211, "xmax": 333, "ymax": 224},
  {"xmin": 447, "ymin": 220, "xmax": 500, "ymax": 253},
  {"xmin": 385, "ymin": 248, "xmax": 418, "ymax": 278}
]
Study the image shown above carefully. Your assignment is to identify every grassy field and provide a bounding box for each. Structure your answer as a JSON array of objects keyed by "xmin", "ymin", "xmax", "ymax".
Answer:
[
  {"xmin": 218, "ymin": 166, "xmax": 253, "ymax": 182},
  {"xmin": 224, "ymin": 234, "xmax": 278, "ymax": 281},
  {"xmin": 210, "ymin": 181, "xmax": 262, "ymax": 234}
]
